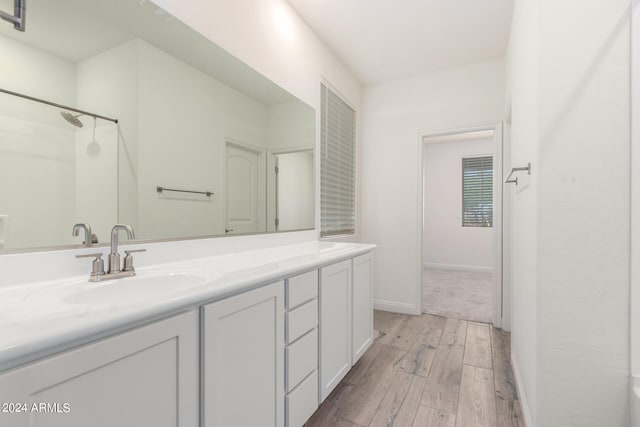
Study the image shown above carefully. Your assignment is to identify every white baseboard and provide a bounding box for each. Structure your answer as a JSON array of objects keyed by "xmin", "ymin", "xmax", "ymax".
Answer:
[
  {"xmin": 423, "ymin": 262, "xmax": 492, "ymax": 273},
  {"xmin": 511, "ymin": 349, "xmax": 533, "ymax": 427},
  {"xmin": 373, "ymin": 299, "xmax": 420, "ymax": 315}
]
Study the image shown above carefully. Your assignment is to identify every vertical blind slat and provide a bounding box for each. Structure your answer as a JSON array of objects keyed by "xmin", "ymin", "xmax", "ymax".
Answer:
[{"xmin": 320, "ymin": 84, "xmax": 355, "ymax": 237}]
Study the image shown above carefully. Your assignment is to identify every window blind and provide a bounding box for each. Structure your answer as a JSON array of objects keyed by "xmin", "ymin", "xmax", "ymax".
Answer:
[
  {"xmin": 320, "ymin": 84, "xmax": 355, "ymax": 237},
  {"xmin": 462, "ymin": 156, "xmax": 493, "ymax": 227}
]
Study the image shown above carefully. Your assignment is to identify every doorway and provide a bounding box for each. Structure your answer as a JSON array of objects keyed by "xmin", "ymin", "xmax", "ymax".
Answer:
[{"xmin": 421, "ymin": 127, "xmax": 503, "ymax": 325}]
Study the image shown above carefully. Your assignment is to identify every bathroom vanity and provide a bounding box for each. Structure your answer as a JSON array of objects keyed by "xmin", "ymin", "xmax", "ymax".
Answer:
[
  {"xmin": 0, "ymin": 242, "xmax": 375, "ymax": 427},
  {"xmin": 0, "ymin": 0, "xmax": 371, "ymax": 425}
]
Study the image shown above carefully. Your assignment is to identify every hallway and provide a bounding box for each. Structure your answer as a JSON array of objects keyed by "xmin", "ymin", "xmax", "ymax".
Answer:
[{"xmin": 307, "ymin": 310, "xmax": 523, "ymax": 427}]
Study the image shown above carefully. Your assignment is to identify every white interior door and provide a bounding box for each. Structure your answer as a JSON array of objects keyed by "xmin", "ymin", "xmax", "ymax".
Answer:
[
  {"xmin": 276, "ymin": 151, "xmax": 314, "ymax": 231},
  {"xmin": 225, "ymin": 143, "xmax": 262, "ymax": 235}
]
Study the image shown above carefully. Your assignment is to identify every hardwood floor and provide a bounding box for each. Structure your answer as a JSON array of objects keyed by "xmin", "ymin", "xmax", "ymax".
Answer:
[{"xmin": 306, "ymin": 311, "xmax": 523, "ymax": 427}]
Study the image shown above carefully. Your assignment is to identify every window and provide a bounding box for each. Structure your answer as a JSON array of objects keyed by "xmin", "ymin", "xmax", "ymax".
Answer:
[
  {"xmin": 320, "ymin": 83, "xmax": 355, "ymax": 237},
  {"xmin": 462, "ymin": 156, "xmax": 493, "ymax": 227}
]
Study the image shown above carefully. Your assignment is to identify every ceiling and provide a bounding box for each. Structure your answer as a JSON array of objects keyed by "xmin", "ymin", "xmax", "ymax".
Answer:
[{"xmin": 287, "ymin": 0, "xmax": 514, "ymax": 85}]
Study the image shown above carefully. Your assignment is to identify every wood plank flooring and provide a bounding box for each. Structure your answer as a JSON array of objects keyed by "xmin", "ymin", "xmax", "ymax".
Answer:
[{"xmin": 306, "ymin": 311, "xmax": 523, "ymax": 427}]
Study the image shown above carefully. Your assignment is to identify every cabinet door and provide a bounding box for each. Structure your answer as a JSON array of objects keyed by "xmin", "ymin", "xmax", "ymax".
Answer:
[
  {"xmin": 202, "ymin": 282, "xmax": 284, "ymax": 427},
  {"xmin": 318, "ymin": 260, "xmax": 352, "ymax": 402},
  {"xmin": 0, "ymin": 311, "xmax": 199, "ymax": 427},
  {"xmin": 352, "ymin": 252, "xmax": 374, "ymax": 363}
]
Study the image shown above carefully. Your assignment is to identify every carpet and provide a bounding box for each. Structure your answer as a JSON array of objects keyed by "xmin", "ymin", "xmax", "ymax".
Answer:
[{"xmin": 423, "ymin": 268, "xmax": 493, "ymax": 323}]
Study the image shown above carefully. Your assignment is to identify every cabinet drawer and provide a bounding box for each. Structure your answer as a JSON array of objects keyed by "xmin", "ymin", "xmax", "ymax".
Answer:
[
  {"xmin": 286, "ymin": 329, "xmax": 318, "ymax": 392},
  {"xmin": 286, "ymin": 370, "xmax": 318, "ymax": 427},
  {"xmin": 286, "ymin": 299, "xmax": 318, "ymax": 344},
  {"xmin": 287, "ymin": 270, "xmax": 318, "ymax": 309}
]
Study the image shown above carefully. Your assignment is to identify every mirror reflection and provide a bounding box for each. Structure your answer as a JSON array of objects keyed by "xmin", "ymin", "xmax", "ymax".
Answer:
[{"xmin": 0, "ymin": 0, "xmax": 315, "ymax": 251}]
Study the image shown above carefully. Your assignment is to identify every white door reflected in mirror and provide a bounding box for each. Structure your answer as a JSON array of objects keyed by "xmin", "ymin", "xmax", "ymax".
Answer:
[
  {"xmin": 225, "ymin": 142, "xmax": 263, "ymax": 235},
  {"xmin": 276, "ymin": 151, "xmax": 314, "ymax": 232}
]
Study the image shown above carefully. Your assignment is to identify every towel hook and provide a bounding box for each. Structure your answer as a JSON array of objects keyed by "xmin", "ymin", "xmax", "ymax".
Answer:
[{"xmin": 504, "ymin": 163, "xmax": 531, "ymax": 186}]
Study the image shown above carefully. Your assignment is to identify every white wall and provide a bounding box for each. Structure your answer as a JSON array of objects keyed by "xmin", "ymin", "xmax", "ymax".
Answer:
[
  {"xmin": 0, "ymin": 35, "xmax": 77, "ymax": 249},
  {"xmin": 423, "ymin": 137, "xmax": 494, "ymax": 272},
  {"xmin": 361, "ymin": 59, "xmax": 505, "ymax": 314},
  {"xmin": 0, "ymin": 36, "xmax": 77, "ymax": 107},
  {"xmin": 506, "ymin": 0, "xmax": 630, "ymax": 425},
  {"xmin": 537, "ymin": 0, "xmax": 630, "ymax": 425},
  {"xmin": 76, "ymin": 41, "xmax": 135, "ymax": 244},
  {"xmin": 632, "ymin": 0, "xmax": 640, "ymax": 396},
  {"xmin": 267, "ymin": 100, "xmax": 315, "ymax": 152},
  {"xmin": 136, "ymin": 40, "xmax": 270, "ymax": 240}
]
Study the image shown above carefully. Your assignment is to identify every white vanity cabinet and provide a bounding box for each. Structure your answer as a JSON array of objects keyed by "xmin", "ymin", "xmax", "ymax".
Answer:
[
  {"xmin": 352, "ymin": 252, "xmax": 374, "ymax": 363},
  {"xmin": 285, "ymin": 270, "xmax": 319, "ymax": 427},
  {"xmin": 318, "ymin": 254, "xmax": 374, "ymax": 404},
  {"xmin": 318, "ymin": 259, "xmax": 353, "ymax": 402},
  {"xmin": 201, "ymin": 281, "xmax": 285, "ymax": 427},
  {"xmin": 0, "ymin": 243, "xmax": 375, "ymax": 427},
  {"xmin": 0, "ymin": 311, "xmax": 199, "ymax": 427}
]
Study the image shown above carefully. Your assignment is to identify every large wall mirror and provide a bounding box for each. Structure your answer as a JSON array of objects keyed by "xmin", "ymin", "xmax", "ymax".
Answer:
[{"xmin": 0, "ymin": 0, "xmax": 315, "ymax": 252}]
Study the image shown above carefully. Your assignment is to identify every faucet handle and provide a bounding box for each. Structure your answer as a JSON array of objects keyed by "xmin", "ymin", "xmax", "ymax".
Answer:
[
  {"xmin": 76, "ymin": 252, "xmax": 103, "ymax": 259},
  {"xmin": 123, "ymin": 249, "xmax": 146, "ymax": 272},
  {"xmin": 76, "ymin": 253, "xmax": 106, "ymax": 280}
]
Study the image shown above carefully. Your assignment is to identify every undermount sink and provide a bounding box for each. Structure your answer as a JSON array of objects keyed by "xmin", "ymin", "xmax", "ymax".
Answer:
[
  {"xmin": 64, "ymin": 273, "xmax": 208, "ymax": 305},
  {"xmin": 20, "ymin": 272, "xmax": 210, "ymax": 307}
]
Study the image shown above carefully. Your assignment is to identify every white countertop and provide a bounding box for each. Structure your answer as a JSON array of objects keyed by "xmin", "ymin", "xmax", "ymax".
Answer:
[{"xmin": 0, "ymin": 241, "xmax": 375, "ymax": 372}]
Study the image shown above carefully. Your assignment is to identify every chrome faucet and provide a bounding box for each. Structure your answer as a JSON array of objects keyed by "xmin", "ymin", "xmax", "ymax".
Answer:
[
  {"xmin": 72, "ymin": 223, "xmax": 96, "ymax": 247},
  {"xmin": 76, "ymin": 224, "xmax": 145, "ymax": 282},
  {"xmin": 109, "ymin": 224, "xmax": 135, "ymax": 274}
]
